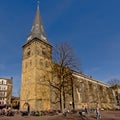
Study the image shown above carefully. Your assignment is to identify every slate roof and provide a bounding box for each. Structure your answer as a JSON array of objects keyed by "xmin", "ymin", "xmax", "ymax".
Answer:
[{"xmin": 27, "ymin": 3, "xmax": 49, "ymax": 44}]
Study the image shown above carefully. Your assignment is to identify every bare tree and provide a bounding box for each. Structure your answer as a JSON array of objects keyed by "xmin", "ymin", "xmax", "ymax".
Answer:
[
  {"xmin": 49, "ymin": 42, "xmax": 80, "ymax": 111},
  {"xmin": 107, "ymin": 78, "xmax": 120, "ymax": 106},
  {"xmin": 107, "ymin": 78, "xmax": 120, "ymax": 86}
]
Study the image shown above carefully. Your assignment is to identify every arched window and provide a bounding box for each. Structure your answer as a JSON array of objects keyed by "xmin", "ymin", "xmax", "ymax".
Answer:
[
  {"xmin": 27, "ymin": 48, "xmax": 31, "ymax": 56},
  {"xmin": 42, "ymin": 48, "xmax": 46, "ymax": 56}
]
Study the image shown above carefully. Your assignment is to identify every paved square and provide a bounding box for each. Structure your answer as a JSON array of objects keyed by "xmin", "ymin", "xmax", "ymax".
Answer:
[{"xmin": 0, "ymin": 111, "xmax": 120, "ymax": 120}]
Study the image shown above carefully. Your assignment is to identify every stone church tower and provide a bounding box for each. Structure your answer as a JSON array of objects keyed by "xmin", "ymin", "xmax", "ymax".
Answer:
[{"xmin": 20, "ymin": 3, "xmax": 52, "ymax": 111}]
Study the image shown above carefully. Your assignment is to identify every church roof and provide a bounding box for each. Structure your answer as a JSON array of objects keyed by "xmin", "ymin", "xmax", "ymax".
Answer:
[{"xmin": 26, "ymin": 2, "xmax": 49, "ymax": 44}]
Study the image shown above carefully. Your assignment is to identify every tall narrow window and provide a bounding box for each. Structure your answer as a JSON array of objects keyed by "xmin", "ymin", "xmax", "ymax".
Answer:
[
  {"xmin": 27, "ymin": 48, "xmax": 31, "ymax": 56},
  {"xmin": 42, "ymin": 48, "xmax": 46, "ymax": 56},
  {"xmin": 39, "ymin": 59, "xmax": 43, "ymax": 66}
]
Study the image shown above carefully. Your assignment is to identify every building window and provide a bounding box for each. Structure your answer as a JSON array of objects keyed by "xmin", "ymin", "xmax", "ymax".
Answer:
[
  {"xmin": 30, "ymin": 60, "xmax": 32, "ymax": 66},
  {"xmin": 2, "ymin": 81, "xmax": 3, "ymax": 84},
  {"xmin": 39, "ymin": 59, "xmax": 43, "ymax": 66},
  {"xmin": 3, "ymin": 86, "xmax": 6, "ymax": 90},
  {"xmin": 27, "ymin": 48, "xmax": 31, "ymax": 56},
  {"xmin": 42, "ymin": 48, "xmax": 46, "ymax": 56},
  {"xmin": 45, "ymin": 61, "xmax": 49, "ymax": 67},
  {"xmin": 0, "ymin": 92, "xmax": 4, "ymax": 97}
]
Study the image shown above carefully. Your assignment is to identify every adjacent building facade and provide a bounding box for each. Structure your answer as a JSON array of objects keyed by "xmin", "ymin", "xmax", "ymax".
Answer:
[
  {"xmin": 11, "ymin": 96, "xmax": 20, "ymax": 109},
  {"xmin": 111, "ymin": 84, "xmax": 120, "ymax": 106},
  {"xmin": 20, "ymin": 3, "xmax": 115, "ymax": 111},
  {"xmin": 0, "ymin": 78, "xmax": 12, "ymax": 105}
]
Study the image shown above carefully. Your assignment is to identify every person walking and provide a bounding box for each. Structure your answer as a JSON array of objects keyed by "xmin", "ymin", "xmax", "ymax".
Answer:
[
  {"xmin": 96, "ymin": 107, "xmax": 101, "ymax": 119},
  {"xmin": 63, "ymin": 108, "xmax": 68, "ymax": 116}
]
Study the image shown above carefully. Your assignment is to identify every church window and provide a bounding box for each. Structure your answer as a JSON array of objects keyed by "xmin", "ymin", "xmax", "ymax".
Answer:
[
  {"xmin": 27, "ymin": 48, "xmax": 31, "ymax": 56},
  {"xmin": 45, "ymin": 61, "xmax": 49, "ymax": 67},
  {"xmin": 39, "ymin": 59, "xmax": 43, "ymax": 66},
  {"xmin": 42, "ymin": 48, "xmax": 46, "ymax": 56},
  {"xmin": 30, "ymin": 60, "xmax": 32, "ymax": 66}
]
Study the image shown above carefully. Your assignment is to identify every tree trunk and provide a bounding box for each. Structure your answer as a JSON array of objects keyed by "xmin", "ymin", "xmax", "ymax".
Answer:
[
  {"xmin": 63, "ymin": 86, "xmax": 66, "ymax": 109},
  {"xmin": 60, "ymin": 88, "xmax": 64, "ymax": 112},
  {"xmin": 60, "ymin": 90, "xmax": 62, "ymax": 111},
  {"xmin": 71, "ymin": 78, "xmax": 75, "ymax": 110}
]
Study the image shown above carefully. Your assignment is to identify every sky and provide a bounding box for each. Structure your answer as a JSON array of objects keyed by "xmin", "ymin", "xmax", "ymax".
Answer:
[{"xmin": 0, "ymin": 0, "xmax": 120, "ymax": 96}]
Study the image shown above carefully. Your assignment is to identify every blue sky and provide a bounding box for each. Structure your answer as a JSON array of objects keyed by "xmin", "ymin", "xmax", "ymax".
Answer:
[{"xmin": 0, "ymin": 0, "xmax": 120, "ymax": 96}]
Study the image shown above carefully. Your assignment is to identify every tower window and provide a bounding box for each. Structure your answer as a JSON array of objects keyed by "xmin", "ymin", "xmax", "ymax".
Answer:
[
  {"xmin": 45, "ymin": 61, "xmax": 49, "ymax": 67},
  {"xmin": 42, "ymin": 48, "xmax": 46, "ymax": 56},
  {"xmin": 27, "ymin": 48, "xmax": 31, "ymax": 56},
  {"xmin": 39, "ymin": 59, "xmax": 43, "ymax": 66},
  {"xmin": 30, "ymin": 60, "xmax": 32, "ymax": 66}
]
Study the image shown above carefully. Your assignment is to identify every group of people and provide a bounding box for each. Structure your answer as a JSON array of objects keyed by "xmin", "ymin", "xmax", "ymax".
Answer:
[
  {"xmin": 0, "ymin": 107, "xmax": 14, "ymax": 116},
  {"xmin": 63, "ymin": 105, "xmax": 101, "ymax": 119},
  {"xmin": 79, "ymin": 105, "xmax": 101, "ymax": 119}
]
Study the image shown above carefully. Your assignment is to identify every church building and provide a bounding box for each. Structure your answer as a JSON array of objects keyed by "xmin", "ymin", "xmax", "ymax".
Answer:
[{"xmin": 20, "ymin": 3, "xmax": 115, "ymax": 111}]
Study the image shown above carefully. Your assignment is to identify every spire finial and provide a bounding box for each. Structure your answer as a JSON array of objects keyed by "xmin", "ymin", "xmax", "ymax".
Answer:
[{"xmin": 37, "ymin": 0, "xmax": 40, "ymax": 10}]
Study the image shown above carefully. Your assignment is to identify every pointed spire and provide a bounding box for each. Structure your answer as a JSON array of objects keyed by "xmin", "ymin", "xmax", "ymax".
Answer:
[{"xmin": 27, "ymin": 1, "xmax": 48, "ymax": 43}]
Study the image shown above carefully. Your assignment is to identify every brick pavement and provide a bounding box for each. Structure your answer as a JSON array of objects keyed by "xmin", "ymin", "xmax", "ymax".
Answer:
[{"xmin": 0, "ymin": 111, "xmax": 120, "ymax": 120}]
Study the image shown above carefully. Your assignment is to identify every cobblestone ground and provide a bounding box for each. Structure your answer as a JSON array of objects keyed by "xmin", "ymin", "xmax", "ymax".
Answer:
[{"xmin": 0, "ymin": 111, "xmax": 120, "ymax": 120}]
